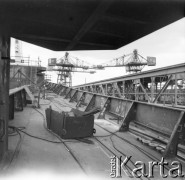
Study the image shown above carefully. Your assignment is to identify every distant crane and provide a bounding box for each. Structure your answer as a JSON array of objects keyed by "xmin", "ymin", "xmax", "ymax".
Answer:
[
  {"xmin": 15, "ymin": 39, "xmax": 23, "ymax": 63},
  {"xmin": 47, "ymin": 52, "xmax": 96, "ymax": 86},
  {"xmin": 47, "ymin": 50, "xmax": 156, "ymax": 86},
  {"xmin": 92, "ymin": 49, "xmax": 156, "ymax": 73}
]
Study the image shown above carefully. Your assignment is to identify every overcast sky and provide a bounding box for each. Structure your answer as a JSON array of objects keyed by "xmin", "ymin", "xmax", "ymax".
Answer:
[{"xmin": 11, "ymin": 18, "xmax": 185, "ymax": 86}]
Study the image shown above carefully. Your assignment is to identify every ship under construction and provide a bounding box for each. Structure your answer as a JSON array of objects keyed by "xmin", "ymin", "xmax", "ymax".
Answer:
[{"xmin": 0, "ymin": 1, "xmax": 185, "ymax": 179}]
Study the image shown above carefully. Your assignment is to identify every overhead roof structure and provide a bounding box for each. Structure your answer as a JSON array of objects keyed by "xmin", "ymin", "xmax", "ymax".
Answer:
[{"xmin": 0, "ymin": 0, "xmax": 184, "ymax": 51}]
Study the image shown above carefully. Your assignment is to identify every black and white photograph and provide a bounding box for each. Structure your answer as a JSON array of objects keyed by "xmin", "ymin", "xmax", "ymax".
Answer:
[{"xmin": 0, "ymin": 0, "xmax": 185, "ymax": 179}]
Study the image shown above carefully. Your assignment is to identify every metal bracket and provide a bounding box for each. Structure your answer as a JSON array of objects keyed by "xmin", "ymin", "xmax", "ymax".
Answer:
[
  {"xmin": 153, "ymin": 74, "xmax": 172, "ymax": 103},
  {"xmin": 119, "ymin": 102, "xmax": 136, "ymax": 132},
  {"xmin": 163, "ymin": 111, "xmax": 185, "ymax": 158},
  {"xmin": 65, "ymin": 88, "xmax": 72, "ymax": 99},
  {"xmin": 69, "ymin": 90, "xmax": 78, "ymax": 102},
  {"xmin": 113, "ymin": 82, "xmax": 121, "ymax": 97},
  {"xmin": 85, "ymin": 94, "xmax": 95, "ymax": 112},
  {"xmin": 139, "ymin": 80, "xmax": 151, "ymax": 102},
  {"xmin": 76, "ymin": 92, "xmax": 85, "ymax": 108},
  {"xmin": 97, "ymin": 98, "xmax": 110, "ymax": 119}
]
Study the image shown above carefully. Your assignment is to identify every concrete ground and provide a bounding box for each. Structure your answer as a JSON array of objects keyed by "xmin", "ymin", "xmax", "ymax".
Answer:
[{"xmin": 1, "ymin": 93, "xmax": 184, "ymax": 180}]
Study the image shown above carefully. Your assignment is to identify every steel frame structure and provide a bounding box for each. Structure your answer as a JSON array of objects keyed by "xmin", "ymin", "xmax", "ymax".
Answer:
[
  {"xmin": 45, "ymin": 81, "xmax": 185, "ymax": 159},
  {"xmin": 74, "ymin": 63, "xmax": 185, "ymax": 108}
]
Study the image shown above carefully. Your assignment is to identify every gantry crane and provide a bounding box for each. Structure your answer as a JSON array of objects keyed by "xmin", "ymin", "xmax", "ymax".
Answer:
[
  {"xmin": 47, "ymin": 50, "xmax": 156, "ymax": 86},
  {"xmin": 91, "ymin": 49, "xmax": 156, "ymax": 73},
  {"xmin": 47, "ymin": 52, "xmax": 96, "ymax": 86}
]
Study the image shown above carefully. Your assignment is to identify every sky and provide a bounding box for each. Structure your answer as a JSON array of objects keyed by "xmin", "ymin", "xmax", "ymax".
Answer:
[{"xmin": 10, "ymin": 18, "xmax": 185, "ymax": 86}]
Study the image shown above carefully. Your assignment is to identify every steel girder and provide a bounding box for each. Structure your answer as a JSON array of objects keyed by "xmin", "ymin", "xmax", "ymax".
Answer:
[
  {"xmin": 74, "ymin": 63, "xmax": 185, "ymax": 108},
  {"xmin": 46, "ymin": 82, "xmax": 185, "ymax": 158}
]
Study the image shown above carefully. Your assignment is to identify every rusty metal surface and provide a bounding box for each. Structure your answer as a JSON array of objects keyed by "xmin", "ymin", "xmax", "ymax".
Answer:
[
  {"xmin": 45, "ymin": 108, "xmax": 64, "ymax": 136},
  {"xmin": 45, "ymin": 107, "xmax": 94, "ymax": 139},
  {"xmin": 109, "ymin": 98, "xmax": 133, "ymax": 117}
]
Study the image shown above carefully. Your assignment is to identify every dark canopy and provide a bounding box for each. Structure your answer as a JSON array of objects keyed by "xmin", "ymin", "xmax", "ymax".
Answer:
[{"xmin": 0, "ymin": 0, "xmax": 184, "ymax": 51}]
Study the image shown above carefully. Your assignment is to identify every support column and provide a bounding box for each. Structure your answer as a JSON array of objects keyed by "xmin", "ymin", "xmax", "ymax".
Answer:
[
  {"xmin": 112, "ymin": 83, "xmax": 115, "ymax": 97},
  {"xmin": 122, "ymin": 81, "xmax": 125, "ymax": 98},
  {"xmin": 105, "ymin": 84, "xmax": 107, "ymax": 95},
  {"xmin": 100, "ymin": 84, "xmax": 105, "ymax": 95},
  {"xmin": 0, "ymin": 35, "xmax": 11, "ymax": 159},
  {"xmin": 153, "ymin": 75, "xmax": 172, "ymax": 103},
  {"xmin": 151, "ymin": 77, "xmax": 155, "ymax": 102},
  {"xmin": 22, "ymin": 89, "xmax": 27, "ymax": 106},
  {"xmin": 174, "ymin": 74, "xmax": 177, "ymax": 106},
  {"xmin": 139, "ymin": 79, "xmax": 151, "ymax": 102},
  {"xmin": 90, "ymin": 85, "xmax": 93, "ymax": 93},
  {"xmin": 113, "ymin": 82, "xmax": 121, "ymax": 97}
]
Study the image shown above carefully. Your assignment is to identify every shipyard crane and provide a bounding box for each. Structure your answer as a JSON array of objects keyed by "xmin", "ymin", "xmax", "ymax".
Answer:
[
  {"xmin": 47, "ymin": 50, "xmax": 156, "ymax": 86},
  {"xmin": 92, "ymin": 49, "xmax": 156, "ymax": 73},
  {"xmin": 53, "ymin": 49, "xmax": 156, "ymax": 73},
  {"xmin": 47, "ymin": 52, "xmax": 96, "ymax": 86}
]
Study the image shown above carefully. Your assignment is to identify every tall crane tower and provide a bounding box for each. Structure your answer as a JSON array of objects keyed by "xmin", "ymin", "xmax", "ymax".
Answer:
[
  {"xmin": 47, "ymin": 52, "xmax": 96, "ymax": 86},
  {"xmin": 125, "ymin": 49, "xmax": 155, "ymax": 73},
  {"xmin": 15, "ymin": 39, "xmax": 23, "ymax": 64},
  {"xmin": 56, "ymin": 52, "xmax": 72, "ymax": 86}
]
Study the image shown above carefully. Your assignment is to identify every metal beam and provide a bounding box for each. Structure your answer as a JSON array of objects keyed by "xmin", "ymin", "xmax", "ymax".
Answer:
[
  {"xmin": 97, "ymin": 97, "xmax": 110, "ymax": 119},
  {"xmin": 151, "ymin": 77, "xmax": 155, "ymax": 102},
  {"xmin": 163, "ymin": 111, "xmax": 185, "ymax": 158},
  {"xmin": 85, "ymin": 94, "xmax": 95, "ymax": 112},
  {"xmin": 153, "ymin": 75, "xmax": 172, "ymax": 103},
  {"xmin": 14, "ymin": 34, "xmax": 71, "ymax": 43},
  {"xmin": 99, "ymin": 85, "xmax": 105, "ymax": 95},
  {"xmin": 46, "ymin": 82, "xmax": 185, "ymax": 160},
  {"xmin": 66, "ymin": 0, "xmax": 112, "ymax": 50},
  {"xmin": 69, "ymin": 90, "xmax": 78, "ymax": 102},
  {"xmin": 139, "ymin": 80, "xmax": 151, "ymax": 102},
  {"xmin": 90, "ymin": 30, "xmax": 126, "ymax": 39},
  {"xmin": 113, "ymin": 82, "xmax": 121, "ymax": 97},
  {"xmin": 14, "ymin": 34, "xmax": 114, "ymax": 49},
  {"xmin": 102, "ymin": 14, "xmax": 151, "ymax": 25}
]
